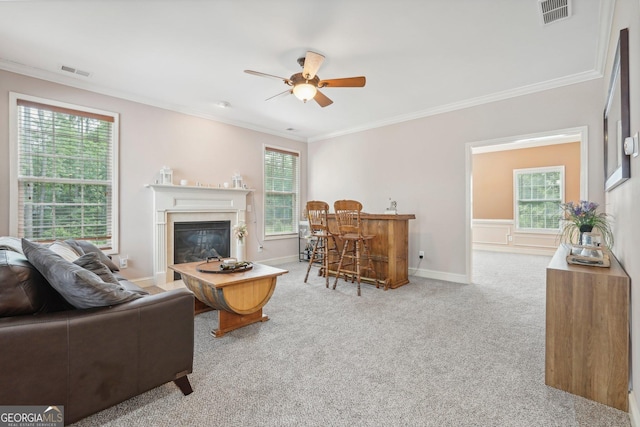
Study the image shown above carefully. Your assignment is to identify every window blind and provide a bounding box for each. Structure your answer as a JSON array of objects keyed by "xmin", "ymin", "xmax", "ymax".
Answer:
[
  {"xmin": 264, "ymin": 147, "xmax": 299, "ymax": 236},
  {"xmin": 16, "ymin": 99, "xmax": 116, "ymax": 249},
  {"xmin": 514, "ymin": 166, "xmax": 563, "ymax": 231}
]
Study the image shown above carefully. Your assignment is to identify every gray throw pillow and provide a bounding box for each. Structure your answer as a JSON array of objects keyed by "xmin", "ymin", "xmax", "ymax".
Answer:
[
  {"xmin": 73, "ymin": 252, "xmax": 120, "ymax": 285},
  {"xmin": 22, "ymin": 239, "xmax": 141, "ymax": 309},
  {"xmin": 64, "ymin": 239, "xmax": 120, "ymax": 272}
]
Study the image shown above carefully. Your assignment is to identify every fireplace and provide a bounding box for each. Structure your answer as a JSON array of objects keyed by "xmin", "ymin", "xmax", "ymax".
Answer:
[
  {"xmin": 172, "ymin": 221, "xmax": 230, "ymax": 279},
  {"xmin": 147, "ymin": 184, "xmax": 251, "ymax": 285}
]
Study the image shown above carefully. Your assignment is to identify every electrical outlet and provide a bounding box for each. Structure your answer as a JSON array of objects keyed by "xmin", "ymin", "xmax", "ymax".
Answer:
[
  {"xmin": 258, "ymin": 245, "xmax": 263, "ymax": 252},
  {"xmin": 119, "ymin": 256, "xmax": 128, "ymax": 269},
  {"xmin": 419, "ymin": 251, "xmax": 424, "ymax": 259}
]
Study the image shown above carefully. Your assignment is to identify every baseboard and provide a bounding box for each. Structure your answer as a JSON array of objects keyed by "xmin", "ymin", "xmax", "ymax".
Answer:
[
  {"xmin": 473, "ymin": 244, "xmax": 556, "ymax": 257},
  {"xmin": 131, "ymin": 276, "xmax": 155, "ymax": 288},
  {"xmin": 254, "ymin": 255, "xmax": 299, "ymax": 266},
  {"xmin": 630, "ymin": 391, "xmax": 639, "ymax": 427},
  {"xmin": 134, "ymin": 261, "xmax": 467, "ymax": 286},
  {"xmin": 409, "ymin": 267, "xmax": 468, "ymax": 284}
]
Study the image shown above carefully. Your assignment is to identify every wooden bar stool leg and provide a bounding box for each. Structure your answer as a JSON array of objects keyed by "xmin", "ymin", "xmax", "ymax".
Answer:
[
  {"xmin": 355, "ymin": 240, "xmax": 363, "ymax": 296},
  {"xmin": 333, "ymin": 239, "xmax": 349, "ymax": 290},
  {"xmin": 322, "ymin": 236, "xmax": 329, "ymax": 288},
  {"xmin": 325, "ymin": 235, "xmax": 339, "ymax": 288},
  {"xmin": 362, "ymin": 240, "xmax": 380, "ymax": 289}
]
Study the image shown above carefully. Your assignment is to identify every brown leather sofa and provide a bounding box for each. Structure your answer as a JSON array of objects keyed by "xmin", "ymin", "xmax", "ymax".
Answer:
[{"xmin": 0, "ymin": 249, "xmax": 195, "ymax": 425}]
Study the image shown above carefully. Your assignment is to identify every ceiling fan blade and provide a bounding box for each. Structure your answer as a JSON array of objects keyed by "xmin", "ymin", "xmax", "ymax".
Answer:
[
  {"xmin": 265, "ymin": 89, "xmax": 292, "ymax": 101},
  {"xmin": 313, "ymin": 90, "xmax": 333, "ymax": 108},
  {"xmin": 244, "ymin": 70, "xmax": 291, "ymax": 85},
  {"xmin": 319, "ymin": 76, "xmax": 366, "ymax": 88},
  {"xmin": 302, "ymin": 51, "xmax": 325, "ymax": 79}
]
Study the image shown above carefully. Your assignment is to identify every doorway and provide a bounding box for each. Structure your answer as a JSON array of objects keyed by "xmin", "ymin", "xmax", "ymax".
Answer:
[{"xmin": 465, "ymin": 126, "xmax": 589, "ymax": 284}]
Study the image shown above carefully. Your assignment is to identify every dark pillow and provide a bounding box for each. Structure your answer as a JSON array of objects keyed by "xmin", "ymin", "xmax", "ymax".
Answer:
[
  {"xmin": 22, "ymin": 239, "xmax": 140, "ymax": 310},
  {"xmin": 0, "ymin": 250, "xmax": 72, "ymax": 316},
  {"xmin": 73, "ymin": 252, "xmax": 120, "ymax": 285},
  {"xmin": 64, "ymin": 239, "xmax": 120, "ymax": 272}
]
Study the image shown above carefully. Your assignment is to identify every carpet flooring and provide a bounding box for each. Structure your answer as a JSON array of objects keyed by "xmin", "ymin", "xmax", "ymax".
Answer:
[{"xmin": 72, "ymin": 251, "xmax": 631, "ymax": 426}]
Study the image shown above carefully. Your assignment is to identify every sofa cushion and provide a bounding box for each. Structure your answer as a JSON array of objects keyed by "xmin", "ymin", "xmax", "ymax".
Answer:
[
  {"xmin": 65, "ymin": 239, "xmax": 120, "ymax": 272},
  {"xmin": 72, "ymin": 253, "xmax": 120, "ymax": 285},
  {"xmin": 72, "ymin": 253, "xmax": 149, "ymax": 294},
  {"xmin": 0, "ymin": 250, "xmax": 72, "ymax": 316},
  {"xmin": 118, "ymin": 279, "xmax": 150, "ymax": 295},
  {"xmin": 22, "ymin": 239, "xmax": 141, "ymax": 310}
]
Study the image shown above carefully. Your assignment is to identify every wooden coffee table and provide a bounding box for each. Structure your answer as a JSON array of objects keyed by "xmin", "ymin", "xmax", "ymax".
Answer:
[{"xmin": 169, "ymin": 261, "xmax": 288, "ymax": 337}]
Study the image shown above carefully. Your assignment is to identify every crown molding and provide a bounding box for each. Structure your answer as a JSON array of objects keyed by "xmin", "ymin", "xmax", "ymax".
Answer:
[
  {"xmin": 307, "ymin": 69, "xmax": 603, "ymax": 143},
  {"xmin": 0, "ymin": 59, "xmax": 306, "ymax": 143},
  {"xmin": 1, "ymin": 57, "xmax": 603, "ymax": 146}
]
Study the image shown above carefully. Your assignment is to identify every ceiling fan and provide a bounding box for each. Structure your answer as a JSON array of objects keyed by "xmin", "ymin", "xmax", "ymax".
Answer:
[{"xmin": 244, "ymin": 51, "xmax": 366, "ymax": 107}]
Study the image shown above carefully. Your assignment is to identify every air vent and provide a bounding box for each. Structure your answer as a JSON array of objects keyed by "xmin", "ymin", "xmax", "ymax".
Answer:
[
  {"xmin": 59, "ymin": 65, "xmax": 92, "ymax": 77},
  {"xmin": 538, "ymin": 0, "xmax": 571, "ymax": 25}
]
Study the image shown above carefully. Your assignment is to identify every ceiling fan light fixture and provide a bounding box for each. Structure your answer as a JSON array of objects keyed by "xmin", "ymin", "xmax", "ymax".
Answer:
[
  {"xmin": 245, "ymin": 51, "xmax": 364, "ymax": 108},
  {"xmin": 293, "ymin": 82, "xmax": 317, "ymax": 102}
]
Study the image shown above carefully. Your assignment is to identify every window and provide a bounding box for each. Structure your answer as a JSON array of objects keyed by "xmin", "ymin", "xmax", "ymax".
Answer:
[
  {"xmin": 10, "ymin": 94, "xmax": 119, "ymax": 251},
  {"xmin": 514, "ymin": 166, "xmax": 563, "ymax": 231},
  {"xmin": 264, "ymin": 146, "xmax": 299, "ymax": 237}
]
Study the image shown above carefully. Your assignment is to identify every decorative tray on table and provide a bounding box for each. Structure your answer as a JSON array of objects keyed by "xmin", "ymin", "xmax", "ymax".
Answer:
[
  {"xmin": 566, "ymin": 245, "xmax": 610, "ymax": 268},
  {"xmin": 196, "ymin": 258, "xmax": 253, "ymax": 274}
]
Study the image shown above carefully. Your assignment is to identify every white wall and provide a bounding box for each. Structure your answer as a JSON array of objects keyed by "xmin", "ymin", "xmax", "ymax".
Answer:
[
  {"xmin": 0, "ymin": 70, "xmax": 308, "ymax": 280},
  {"xmin": 606, "ymin": 0, "xmax": 640, "ymax": 418},
  {"xmin": 309, "ymin": 79, "xmax": 604, "ymax": 280}
]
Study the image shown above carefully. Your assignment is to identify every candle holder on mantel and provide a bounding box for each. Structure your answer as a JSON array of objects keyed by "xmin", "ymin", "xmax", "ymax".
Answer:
[
  {"xmin": 160, "ymin": 166, "xmax": 173, "ymax": 185},
  {"xmin": 232, "ymin": 174, "xmax": 243, "ymax": 189}
]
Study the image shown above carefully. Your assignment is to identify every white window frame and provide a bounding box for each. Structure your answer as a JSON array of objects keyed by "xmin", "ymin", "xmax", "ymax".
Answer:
[
  {"xmin": 9, "ymin": 92, "xmax": 120, "ymax": 253},
  {"xmin": 513, "ymin": 165, "xmax": 564, "ymax": 233},
  {"xmin": 263, "ymin": 144, "xmax": 300, "ymax": 240}
]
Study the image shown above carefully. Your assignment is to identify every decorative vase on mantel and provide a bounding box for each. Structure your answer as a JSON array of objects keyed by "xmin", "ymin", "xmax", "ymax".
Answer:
[
  {"xmin": 236, "ymin": 239, "xmax": 246, "ymax": 262},
  {"xmin": 579, "ymin": 224, "xmax": 593, "ymax": 246}
]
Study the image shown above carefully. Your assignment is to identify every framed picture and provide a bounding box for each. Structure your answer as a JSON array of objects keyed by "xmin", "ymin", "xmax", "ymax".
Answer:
[{"xmin": 604, "ymin": 28, "xmax": 630, "ymax": 191}]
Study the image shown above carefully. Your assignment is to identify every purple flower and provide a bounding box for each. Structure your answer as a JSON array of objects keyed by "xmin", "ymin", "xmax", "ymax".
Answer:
[{"xmin": 560, "ymin": 200, "xmax": 600, "ymax": 227}]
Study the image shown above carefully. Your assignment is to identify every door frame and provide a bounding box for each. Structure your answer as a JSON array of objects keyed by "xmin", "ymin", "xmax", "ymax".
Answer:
[{"xmin": 464, "ymin": 126, "xmax": 589, "ymax": 284}]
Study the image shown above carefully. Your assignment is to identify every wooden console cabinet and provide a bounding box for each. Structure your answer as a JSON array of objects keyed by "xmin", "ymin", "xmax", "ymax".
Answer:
[{"xmin": 545, "ymin": 244, "xmax": 630, "ymax": 411}]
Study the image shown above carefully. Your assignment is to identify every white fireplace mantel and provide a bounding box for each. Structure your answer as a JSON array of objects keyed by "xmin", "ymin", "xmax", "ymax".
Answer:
[{"xmin": 146, "ymin": 184, "xmax": 252, "ymax": 285}]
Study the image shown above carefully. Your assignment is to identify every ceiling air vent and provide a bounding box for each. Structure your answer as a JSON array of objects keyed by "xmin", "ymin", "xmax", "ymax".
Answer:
[
  {"xmin": 59, "ymin": 64, "xmax": 91, "ymax": 77},
  {"xmin": 538, "ymin": 0, "xmax": 571, "ymax": 25}
]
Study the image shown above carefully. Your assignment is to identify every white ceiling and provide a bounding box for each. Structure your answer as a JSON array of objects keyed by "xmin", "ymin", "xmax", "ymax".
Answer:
[{"xmin": 0, "ymin": 0, "xmax": 611, "ymax": 142}]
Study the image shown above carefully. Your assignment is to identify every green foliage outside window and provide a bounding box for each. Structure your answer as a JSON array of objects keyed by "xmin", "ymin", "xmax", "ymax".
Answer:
[
  {"xmin": 264, "ymin": 148, "xmax": 299, "ymax": 236},
  {"xmin": 515, "ymin": 169, "xmax": 562, "ymax": 231},
  {"xmin": 17, "ymin": 101, "xmax": 114, "ymax": 247}
]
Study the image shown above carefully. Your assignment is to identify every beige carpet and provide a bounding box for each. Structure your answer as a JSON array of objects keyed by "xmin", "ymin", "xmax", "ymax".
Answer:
[{"xmin": 72, "ymin": 251, "xmax": 631, "ymax": 426}]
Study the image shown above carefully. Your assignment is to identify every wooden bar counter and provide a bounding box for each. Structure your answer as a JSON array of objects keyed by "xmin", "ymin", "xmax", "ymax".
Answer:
[
  {"xmin": 545, "ymin": 244, "xmax": 630, "ymax": 411},
  {"xmin": 327, "ymin": 213, "xmax": 416, "ymax": 289}
]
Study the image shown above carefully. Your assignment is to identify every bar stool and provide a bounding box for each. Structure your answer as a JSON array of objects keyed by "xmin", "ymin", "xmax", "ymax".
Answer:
[
  {"xmin": 332, "ymin": 200, "xmax": 380, "ymax": 296},
  {"xmin": 304, "ymin": 201, "xmax": 340, "ymax": 288}
]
